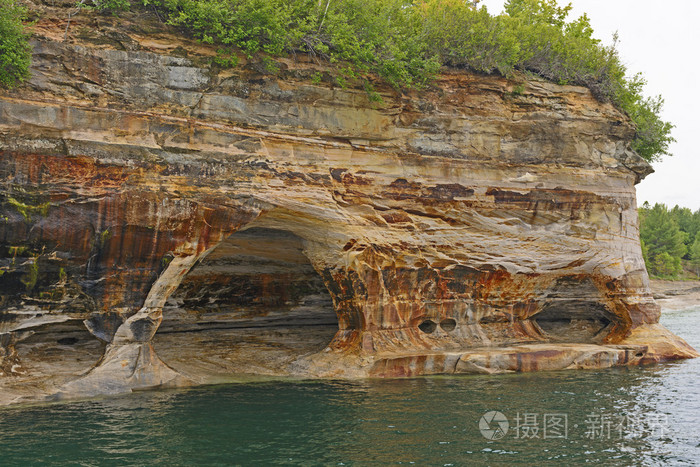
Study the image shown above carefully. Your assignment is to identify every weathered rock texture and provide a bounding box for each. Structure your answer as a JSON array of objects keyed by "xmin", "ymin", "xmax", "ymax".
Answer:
[{"xmin": 0, "ymin": 7, "xmax": 696, "ymax": 403}]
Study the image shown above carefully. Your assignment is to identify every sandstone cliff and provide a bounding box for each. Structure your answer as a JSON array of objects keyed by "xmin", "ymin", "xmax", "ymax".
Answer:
[{"xmin": 0, "ymin": 6, "xmax": 696, "ymax": 403}]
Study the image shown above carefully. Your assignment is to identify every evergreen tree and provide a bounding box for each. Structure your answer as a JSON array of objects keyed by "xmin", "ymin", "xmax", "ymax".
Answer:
[
  {"xmin": 690, "ymin": 236, "xmax": 700, "ymax": 277},
  {"xmin": 639, "ymin": 203, "xmax": 687, "ymax": 277},
  {"xmin": 670, "ymin": 205, "xmax": 700, "ymax": 257}
]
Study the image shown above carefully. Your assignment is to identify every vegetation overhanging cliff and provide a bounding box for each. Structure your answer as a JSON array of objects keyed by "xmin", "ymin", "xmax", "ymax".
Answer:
[{"xmin": 2, "ymin": 0, "xmax": 675, "ymax": 163}]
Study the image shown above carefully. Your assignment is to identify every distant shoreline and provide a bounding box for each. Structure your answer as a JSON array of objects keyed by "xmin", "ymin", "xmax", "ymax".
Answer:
[{"xmin": 651, "ymin": 279, "xmax": 700, "ymax": 311}]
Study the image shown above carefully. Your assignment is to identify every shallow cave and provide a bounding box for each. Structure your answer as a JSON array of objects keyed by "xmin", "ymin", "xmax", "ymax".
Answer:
[
  {"xmin": 533, "ymin": 301, "xmax": 614, "ymax": 344},
  {"xmin": 11, "ymin": 320, "xmax": 105, "ymax": 378},
  {"xmin": 154, "ymin": 227, "xmax": 339, "ymax": 379}
]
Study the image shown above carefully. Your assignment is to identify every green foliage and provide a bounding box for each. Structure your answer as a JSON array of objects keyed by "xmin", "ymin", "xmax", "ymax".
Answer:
[
  {"xmin": 505, "ymin": 0, "xmax": 572, "ymax": 27},
  {"xmin": 139, "ymin": 0, "xmax": 439, "ymax": 89},
  {"xmin": 213, "ymin": 48, "xmax": 239, "ymax": 68},
  {"xmin": 640, "ymin": 237, "xmax": 649, "ymax": 266},
  {"xmin": 419, "ymin": 0, "xmax": 673, "ymax": 163},
  {"xmin": 511, "ymin": 84, "xmax": 525, "ymax": 96},
  {"xmin": 639, "ymin": 202, "xmax": 700, "ymax": 278},
  {"xmin": 21, "ymin": 258, "xmax": 38, "ymax": 291},
  {"xmin": 670, "ymin": 204, "xmax": 700, "ymax": 253},
  {"xmin": 99, "ymin": 228, "xmax": 111, "ymax": 248},
  {"xmin": 420, "ymin": 1, "xmax": 522, "ymax": 75},
  {"xmin": 8, "ymin": 245, "xmax": 27, "ymax": 258},
  {"xmin": 91, "ymin": 0, "xmax": 672, "ymax": 163},
  {"xmin": 622, "ymin": 77, "xmax": 675, "ymax": 163},
  {"xmin": 0, "ymin": 0, "xmax": 31, "ymax": 89},
  {"xmin": 651, "ymin": 252, "xmax": 681, "ymax": 278},
  {"xmin": 690, "ymin": 237, "xmax": 700, "ymax": 276},
  {"xmin": 82, "ymin": 0, "xmax": 131, "ymax": 13},
  {"xmin": 6, "ymin": 196, "xmax": 50, "ymax": 221}
]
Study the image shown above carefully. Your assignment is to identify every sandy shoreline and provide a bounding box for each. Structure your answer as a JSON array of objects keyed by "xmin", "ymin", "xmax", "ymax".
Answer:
[{"xmin": 650, "ymin": 279, "xmax": 700, "ymax": 312}]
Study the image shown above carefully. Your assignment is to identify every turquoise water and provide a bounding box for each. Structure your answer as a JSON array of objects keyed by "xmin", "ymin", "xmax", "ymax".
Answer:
[{"xmin": 0, "ymin": 308, "xmax": 698, "ymax": 466}]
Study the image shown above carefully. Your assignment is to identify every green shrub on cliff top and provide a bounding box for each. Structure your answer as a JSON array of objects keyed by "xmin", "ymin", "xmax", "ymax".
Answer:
[
  {"xmin": 92, "ymin": 0, "xmax": 673, "ymax": 162},
  {"xmin": 87, "ymin": 0, "xmax": 131, "ymax": 13},
  {"xmin": 419, "ymin": 0, "xmax": 674, "ymax": 162},
  {"xmin": 141, "ymin": 0, "xmax": 439, "ymax": 89},
  {"xmin": 0, "ymin": 0, "xmax": 31, "ymax": 89}
]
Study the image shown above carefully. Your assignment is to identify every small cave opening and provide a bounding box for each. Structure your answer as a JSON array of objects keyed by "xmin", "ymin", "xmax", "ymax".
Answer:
[
  {"xmin": 532, "ymin": 301, "xmax": 614, "ymax": 343},
  {"xmin": 154, "ymin": 227, "xmax": 339, "ymax": 378},
  {"xmin": 57, "ymin": 337, "xmax": 79, "ymax": 346},
  {"xmin": 439, "ymin": 319, "xmax": 457, "ymax": 332},
  {"xmin": 418, "ymin": 320, "xmax": 437, "ymax": 333},
  {"xmin": 418, "ymin": 318, "xmax": 457, "ymax": 334}
]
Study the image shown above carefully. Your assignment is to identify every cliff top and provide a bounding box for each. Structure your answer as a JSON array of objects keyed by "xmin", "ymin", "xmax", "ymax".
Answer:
[{"xmin": 2, "ymin": 0, "xmax": 674, "ymax": 164}]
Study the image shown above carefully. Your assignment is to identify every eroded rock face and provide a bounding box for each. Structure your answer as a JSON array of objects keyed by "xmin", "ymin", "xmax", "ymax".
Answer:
[{"xmin": 0, "ymin": 10, "xmax": 696, "ymax": 403}]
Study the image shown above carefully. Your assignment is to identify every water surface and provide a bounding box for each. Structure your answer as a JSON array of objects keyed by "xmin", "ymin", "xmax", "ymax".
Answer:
[{"xmin": 1, "ymin": 308, "xmax": 698, "ymax": 466}]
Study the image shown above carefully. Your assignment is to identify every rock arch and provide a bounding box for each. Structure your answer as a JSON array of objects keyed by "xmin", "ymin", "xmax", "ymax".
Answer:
[
  {"xmin": 154, "ymin": 226, "xmax": 341, "ymax": 379},
  {"xmin": 54, "ymin": 205, "xmax": 358, "ymax": 396}
]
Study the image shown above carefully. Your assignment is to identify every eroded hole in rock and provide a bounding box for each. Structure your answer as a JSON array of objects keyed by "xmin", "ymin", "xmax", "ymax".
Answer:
[
  {"xmin": 14, "ymin": 321, "xmax": 105, "ymax": 377},
  {"xmin": 533, "ymin": 303, "xmax": 613, "ymax": 343},
  {"xmin": 155, "ymin": 227, "xmax": 338, "ymax": 378},
  {"xmin": 439, "ymin": 319, "xmax": 457, "ymax": 332},
  {"xmin": 57, "ymin": 337, "xmax": 78, "ymax": 345},
  {"xmin": 533, "ymin": 277, "xmax": 616, "ymax": 343},
  {"xmin": 418, "ymin": 320, "xmax": 437, "ymax": 333}
]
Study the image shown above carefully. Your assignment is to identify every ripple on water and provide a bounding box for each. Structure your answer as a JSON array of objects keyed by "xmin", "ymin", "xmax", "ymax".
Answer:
[{"xmin": 0, "ymin": 307, "xmax": 697, "ymax": 465}]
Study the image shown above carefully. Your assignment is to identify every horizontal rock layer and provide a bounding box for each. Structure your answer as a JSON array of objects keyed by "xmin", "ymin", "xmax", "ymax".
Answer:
[{"xmin": 0, "ymin": 10, "xmax": 696, "ymax": 403}]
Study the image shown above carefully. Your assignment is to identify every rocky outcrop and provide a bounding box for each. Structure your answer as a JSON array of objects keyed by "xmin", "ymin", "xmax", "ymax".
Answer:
[{"xmin": 0, "ymin": 8, "xmax": 696, "ymax": 403}]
